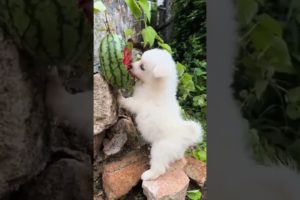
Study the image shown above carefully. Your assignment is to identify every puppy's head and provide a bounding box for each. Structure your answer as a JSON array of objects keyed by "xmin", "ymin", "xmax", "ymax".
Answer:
[{"xmin": 129, "ymin": 49, "xmax": 177, "ymax": 83}]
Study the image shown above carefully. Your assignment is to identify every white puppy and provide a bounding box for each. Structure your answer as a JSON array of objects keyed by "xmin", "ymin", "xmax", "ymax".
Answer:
[
  {"xmin": 46, "ymin": 67, "xmax": 93, "ymax": 137},
  {"xmin": 119, "ymin": 48, "xmax": 203, "ymax": 180}
]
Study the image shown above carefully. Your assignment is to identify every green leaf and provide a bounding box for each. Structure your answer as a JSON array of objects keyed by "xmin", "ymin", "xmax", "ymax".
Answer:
[
  {"xmin": 256, "ymin": 0, "xmax": 265, "ymax": 5},
  {"xmin": 176, "ymin": 62, "xmax": 186, "ymax": 77},
  {"xmin": 256, "ymin": 14, "xmax": 282, "ymax": 36},
  {"xmin": 286, "ymin": 103, "xmax": 300, "ymax": 120},
  {"xmin": 250, "ymin": 26, "xmax": 273, "ymax": 51},
  {"xmin": 266, "ymin": 37, "xmax": 295, "ymax": 74},
  {"xmin": 187, "ymin": 190, "xmax": 202, "ymax": 200},
  {"xmin": 193, "ymin": 95, "xmax": 206, "ymax": 107},
  {"xmin": 138, "ymin": 0, "xmax": 151, "ymax": 22},
  {"xmin": 235, "ymin": 0, "xmax": 258, "ymax": 26},
  {"xmin": 254, "ymin": 80, "xmax": 268, "ymax": 99},
  {"xmin": 155, "ymin": 34, "xmax": 164, "ymax": 43},
  {"xmin": 248, "ymin": 15, "xmax": 282, "ymax": 50},
  {"xmin": 125, "ymin": 0, "xmax": 142, "ymax": 18},
  {"xmin": 158, "ymin": 42, "xmax": 173, "ymax": 54},
  {"xmin": 286, "ymin": 87, "xmax": 300, "ymax": 103},
  {"xmin": 94, "ymin": 1, "xmax": 106, "ymax": 13},
  {"xmin": 126, "ymin": 41, "xmax": 134, "ymax": 50},
  {"xmin": 196, "ymin": 150, "xmax": 207, "ymax": 162},
  {"xmin": 194, "ymin": 68, "xmax": 206, "ymax": 76},
  {"xmin": 124, "ymin": 28, "xmax": 134, "ymax": 38},
  {"xmin": 141, "ymin": 26, "xmax": 157, "ymax": 47},
  {"xmin": 196, "ymin": 85, "xmax": 206, "ymax": 92},
  {"xmin": 181, "ymin": 73, "xmax": 195, "ymax": 92}
]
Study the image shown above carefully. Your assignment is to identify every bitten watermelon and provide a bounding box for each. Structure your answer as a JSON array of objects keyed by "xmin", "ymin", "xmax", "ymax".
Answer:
[
  {"xmin": 99, "ymin": 34, "xmax": 134, "ymax": 89},
  {"xmin": 0, "ymin": 0, "xmax": 92, "ymax": 66}
]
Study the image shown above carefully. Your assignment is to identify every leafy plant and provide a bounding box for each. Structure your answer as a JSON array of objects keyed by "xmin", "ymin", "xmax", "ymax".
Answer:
[
  {"xmin": 171, "ymin": 0, "xmax": 206, "ymax": 122},
  {"xmin": 186, "ymin": 143, "xmax": 207, "ymax": 162},
  {"xmin": 94, "ymin": 0, "xmax": 106, "ymax": 13},
  {"xmin": 168, "ymin": 0, "xmax": 207, "ymax": 170},
  {"xmin": 234, "ymin": 0, "xmax": 300, "ymax": 168},
  {"xmin": 187, "ymin": 190, "xmax": 202, "ymax": 200},
  {"xmin": 171, "ymin": 0, "xmax": 207, "ymax": 145},
  {"xmin": 124, "ymin": 0, "xmax": 172, "ymax": 52}
]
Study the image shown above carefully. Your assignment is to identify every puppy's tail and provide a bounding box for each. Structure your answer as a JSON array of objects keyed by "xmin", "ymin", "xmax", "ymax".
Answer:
[{"xmin": 183, "ymin": 120, "xmax": 203, "ymax": 145}]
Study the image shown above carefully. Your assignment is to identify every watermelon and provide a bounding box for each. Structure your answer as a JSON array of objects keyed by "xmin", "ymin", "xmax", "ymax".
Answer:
[
  {"xmin": 99, "ymin": 34, "xmax": 134, "ymax": 89},
  {"xmin": 0, "ymin": 0, "xmax": 92, "ymax": 66}
]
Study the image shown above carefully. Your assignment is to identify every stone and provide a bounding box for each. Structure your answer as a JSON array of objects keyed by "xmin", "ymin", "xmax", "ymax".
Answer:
[
  {"xmin": 102, "ymin": 149, "xmax": 149, "ymax": 199},
  {"xmin": 202, "ymin": 181, "xmax": 207, "ymax": 200},
  {"xmin": 94, "ymin": 132, "xmax": 105, "ymax": 159},
  {"xmin": 184, "ymin": 157, "xmax": 206, "ymax": 187},
  {"xmin": 46, "ymin": 70, "xmax": 93, "ymax": 139},
  {"xmin": 142, "ymin": 170, "xmax": 189, "ymax": 200},
  {"xmin": 14, "ymin": 159, "xmax": 93, "ymax": 200},
  {"xmin": 103, "ymin": 132, "xmax": 127, "ymax": 156},
  {"xmin": 94, "ymin": 74, "xmax": 117, "ymax": 135},
  {"xmin": 0, "ymin": 34, "xmax": 48, "ymax": 198},
  {"xmin": 94, "ymin": 195, "xmax": 104, "ymax": 200},
  {"xmin": 50, "ymin": 124, "xmax": 93, "ymax": 157},
  {"xmin": 142, "ymin": 158, "xmax": 189, "ymax": 200},
  {"xmin": 103, "ymin": 118, "xmax": 140, "ymax": 157},
  {"xmin": 93, "ymin": 162, "xmax": 104, "ymax": 197},
  {"xmin": 116, "ymin": 118, "xmax": 142, "ymax": 150},
  {"xmin": 168, "ymin": 158, "xmax": 187, "ymax": 171}
]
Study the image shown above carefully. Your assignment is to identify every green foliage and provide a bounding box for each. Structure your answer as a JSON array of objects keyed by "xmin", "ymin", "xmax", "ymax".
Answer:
[
  {"xmin": 234, "ymin": 0, "xmax": 300, "ymax": 168},
  {"xmin": 137, "ymin": 0, "xmax": 151, "ymax": 22},
  {"xmin": 124, "ymin": 0, "xmax": 171, "ymax": 51},
  {"xmin": 192, "ymin": 143, "xmax": 207, "ymax": 162},
  {"xmin": 94, "ymin": 0, "xmax": 106, "ymax": 13},
  {"xmin": 124, "ymin": 28, "xmax": 134, "ymax": 39},
  {"xmin": 171, "ymin": 0, "xmax": 207, "ymax": 128},
  {"xmin": 187, "ymin": 190, "xmax": 202, "ymax": 200},
  {"xmin": 141, "ymin": 26, "xmax": 157, "ymax": 47},
  {"xmin": 170, "ymin": 0, "xmax": 207, "ymax": 169},
  {"xmin": 125, "ymin": 0, "xmax": 142, "ymax": 18}
]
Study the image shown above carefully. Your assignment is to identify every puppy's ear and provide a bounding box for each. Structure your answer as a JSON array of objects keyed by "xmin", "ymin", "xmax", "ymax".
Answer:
[{"xmin": 153, "ymin": 65, "xmax": 169, "ymax": 78}]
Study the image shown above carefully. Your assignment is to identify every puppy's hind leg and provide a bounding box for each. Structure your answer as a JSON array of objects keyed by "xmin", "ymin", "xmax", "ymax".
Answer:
[{"xmin": 141, "ymin": 140, "xmax": 183, "ymax": 180}]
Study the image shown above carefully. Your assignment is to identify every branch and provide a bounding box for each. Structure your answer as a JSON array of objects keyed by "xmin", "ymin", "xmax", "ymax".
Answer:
[{"xmin": 157, "ymin": 17, "xmax": 174, "ymax": 31}]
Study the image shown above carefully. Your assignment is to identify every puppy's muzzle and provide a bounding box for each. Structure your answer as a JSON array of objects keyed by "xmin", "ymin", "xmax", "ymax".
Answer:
[{"xmin": 127, "ymin": 64, "xmax": 137, "ymax": 79}]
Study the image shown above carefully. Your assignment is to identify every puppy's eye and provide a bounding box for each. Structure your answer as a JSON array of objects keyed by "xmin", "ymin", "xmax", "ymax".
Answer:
[{"xmin": 140, "ymin": 64, "xmax": 145, "ymax": 71}]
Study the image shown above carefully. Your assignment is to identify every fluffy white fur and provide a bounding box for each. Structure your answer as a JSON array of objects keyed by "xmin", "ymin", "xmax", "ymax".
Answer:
[
  {"xmin": 209, "ymin": 1, "xmax": 300, "ymax": 199},
  {"xmin": 46, "ymin": 67, "xmax": 93, "ymax": 137},
  {"xmin": 119, "ymin": 49, "xmax": 203, "ymax": 180}
]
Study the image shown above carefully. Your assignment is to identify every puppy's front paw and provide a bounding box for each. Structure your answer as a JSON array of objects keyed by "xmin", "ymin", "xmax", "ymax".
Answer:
[
  {"xmin": 117, "ymin": 94, "xmax": 126, "ymax": 106},
  {"xmin": 141, "ymin": 169, "xmax": 162, "ymax": 181}
]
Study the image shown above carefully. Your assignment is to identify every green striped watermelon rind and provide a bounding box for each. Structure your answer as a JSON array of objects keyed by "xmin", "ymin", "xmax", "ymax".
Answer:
[
  {"xmin": 0, "ymin": 0, "xmax": 92, "ymax": 66},
  {"xmin": 99, "ymin": 34, "xmax": 134, "ymax": 90}
]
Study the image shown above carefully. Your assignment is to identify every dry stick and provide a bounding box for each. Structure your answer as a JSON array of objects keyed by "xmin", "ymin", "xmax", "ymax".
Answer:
[{"xmin": 104, "ymin": 11, "xmax": 111, "ymax": 34}]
